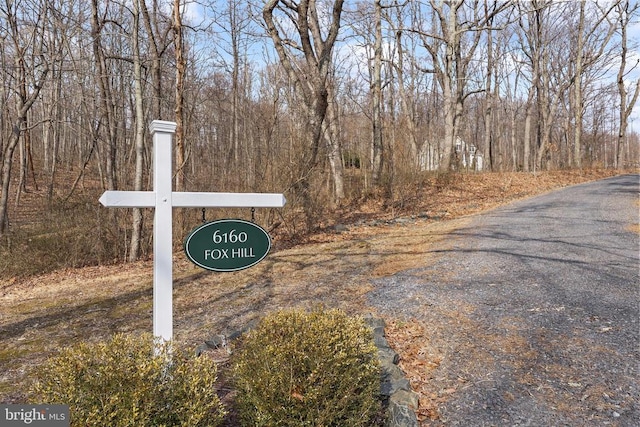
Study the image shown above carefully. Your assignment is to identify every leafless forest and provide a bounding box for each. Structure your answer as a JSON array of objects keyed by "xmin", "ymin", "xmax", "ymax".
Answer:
[{"xmin": 1, "ymin": 0, "xmax": 638, "ymax": 271}]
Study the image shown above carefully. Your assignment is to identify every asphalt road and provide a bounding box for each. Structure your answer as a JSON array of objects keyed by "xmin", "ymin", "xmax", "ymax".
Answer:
[{"xmin": 369, "ymin": 174, "xmax": 639, "ymax": 426}]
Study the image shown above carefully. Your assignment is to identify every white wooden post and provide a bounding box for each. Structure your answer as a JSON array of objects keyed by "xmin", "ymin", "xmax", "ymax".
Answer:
[
  {"xmin": 99, "ymin": 120, "xmax": 285, "ymax": 342},
  {"xmin": 151, "ymin": 121, "xmax": 175, "ymax": 342}
]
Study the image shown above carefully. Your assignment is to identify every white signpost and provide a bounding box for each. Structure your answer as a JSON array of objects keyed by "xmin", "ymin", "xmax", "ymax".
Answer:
[{"xmin": 99, "ymin": 120, "xmax": 286, "ymax": 342}]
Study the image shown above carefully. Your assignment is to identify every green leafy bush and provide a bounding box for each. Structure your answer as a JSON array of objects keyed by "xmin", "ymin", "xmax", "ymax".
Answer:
[
  {"xmin": 233, "ymin": 308, "xmax": 381, "ymax": 427},
  {"xmin": 30, "ymin": 333, "xmax": 225, "ymax": 427}
]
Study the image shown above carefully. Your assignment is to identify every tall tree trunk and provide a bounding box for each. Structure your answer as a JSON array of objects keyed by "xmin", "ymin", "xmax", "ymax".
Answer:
[
  {"xmin": 484, "ymin": 20, "xmax": 494, "ymax": 171},
  {"xmin": 173, "ymin": 0, "xmax": 186, "ymax": 192},
  {"xmin": 523, "ymin": 96, "xmax": 533, "ymax": 173},
  {"xmin": 229, "ymin": 1, "xmax": 241, "ymax": 174},
  {"xmin": 441, "ymin": 75, "xmax": 455, "ymax": 171},
  {"xmin": 16, "ymin": 129, "xmax": 26, "ymax": 207},
  {"xmin": 129, "ymin": 0, "xmax": 146, "ymax": 262},
  {"xmin": 140, "ymin": 0, "xmax": 166, "ymax": 120},
  {"xmin": 323, "ymin": 84, "xmax": 344, "ymax": 204},
  {"xmin": 510, "ymin": 107, "xmax": 518, "ymax": 171},
  {"xmin": 396, "ymin": 29, "xmax": 420, "ymax": 167},
  {"xmin": 438, "ymin": 1, "xmax": 460, "ymax": 172},
  {"xmin": 371, "ymin": 0, "xmax": 384, "ymax": 185},
  {"xmin": 572, "ymin": 1, "xmax": 585, "ymax": 169},
  {"xmin": 0, "ymin": 129, "xmax": 21, "ymax": 235},
  {"xmin": 45, "ymin": 64, "xmax": 62, "ymax": 206},
  {"xmin": 518, "ymin": 2, "xmax": 542, "ymax": 173}
]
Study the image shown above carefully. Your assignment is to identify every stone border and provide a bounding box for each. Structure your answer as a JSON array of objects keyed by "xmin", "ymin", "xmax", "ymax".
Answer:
[
  {"xmin": 364, "ymin": 316, "xmax": 419, "ymax": 427},
  {"xmin": 198, "ymin": 316, "xmax": 419, "ymax": 427}
]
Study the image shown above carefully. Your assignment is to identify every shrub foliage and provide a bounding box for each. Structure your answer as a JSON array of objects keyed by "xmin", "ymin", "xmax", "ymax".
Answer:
[
  {"xmin": 233, "ymin": 308, "xmax": 381, "ymax": 426},
  {"xmin": 30, "ymin": 333, "xmax": 225, "ymax": 427}
]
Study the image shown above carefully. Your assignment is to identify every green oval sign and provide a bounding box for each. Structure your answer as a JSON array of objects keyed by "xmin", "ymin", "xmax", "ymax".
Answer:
[{"xmin": 184, "ymin": 219, "xmax": 271, "ymax": 272}]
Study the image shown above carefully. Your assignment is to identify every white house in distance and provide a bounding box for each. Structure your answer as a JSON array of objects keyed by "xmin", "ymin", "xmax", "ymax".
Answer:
[
  {"xmin": 455, "ymin": 136, "xmax": 483, "ymax": 171},
  {"xmin": 418, "ymin": 136, "xmax": 483, "ymax": 171}
]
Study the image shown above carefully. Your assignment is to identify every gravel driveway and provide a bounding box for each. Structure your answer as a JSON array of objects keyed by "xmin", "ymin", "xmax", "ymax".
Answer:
[{"xmin": 368, "ymin": 174, "xmax": 639, "ymax": 426}]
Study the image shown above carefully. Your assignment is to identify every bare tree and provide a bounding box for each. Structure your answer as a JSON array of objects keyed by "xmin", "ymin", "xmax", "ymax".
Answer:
[
  {"xmin": 482, "ymin": 0, "xmax": 498, "ymax": 170},
  {"xmin": 129, "ymin": 0, "xmax": 146, "ymax": 261},
  {"xmin": 215, "ymin": 0, "xmax": 253, "ymax": 177},
  {"xmin": 346, "ymin": 0, "xmax": 388, "ymax": 187},
  {"xmin": 569, "ymin": 1, "xmax": 617, "ymax": 168},
  {"xmin": 91, "ymin": 0, "xmax": 120, "ymax": 191},
  {"xmin": 173, "ymin": 0, "xmax": 186, "ymax": 192},
  {"xmin": 413, "ymin": 0, "xmax": 512, "ymax": 171},
  {"xmin": 516, "ymin": 0, "xmax": 547, "ymax": 172},
  {"xmin": 0, "ymin": 0, "xmax": 50, "ymax": 235},
  {"xmin": 395, "ymin": 5, "xmax": 421, "ymax": 169},
  {"xmin": 615, "ymin": 0, "xmax": 640, "ymax": 169},
  {"xmin": 263, "ymin": 0, "xmax": 345, "ymax": 228},
  {"xmin": 212, "ymin": 0, "xmax": 262, "ymax": 189},
  {"xmin": 517, "ymin": 0, "xmax": 571, "ymax": 172},
  {"xmin": 140, "ymin": 0, "xmax": 172, "ymax": 120},
  {"xmin": 323, "ymin": 76, "xmax": 345, "ymax": 203},
  {"xmin": 372, "ymin": 0, "xmax": 384, "ymax": 185}
]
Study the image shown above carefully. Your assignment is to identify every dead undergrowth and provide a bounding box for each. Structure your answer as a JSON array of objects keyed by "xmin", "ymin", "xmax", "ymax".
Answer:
[{"xmin": 0, "ymin": 169, "xmax": 632, "ymax": 423}]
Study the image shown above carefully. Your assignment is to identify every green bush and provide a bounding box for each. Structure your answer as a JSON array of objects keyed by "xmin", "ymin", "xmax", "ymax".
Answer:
[
  {"xmin": 30, "ymin": 333, "xmax": 225, "ymax": 427},
  {"xmin": 233, "ymin": 308, "xmax": 381, "ymax": 427}
]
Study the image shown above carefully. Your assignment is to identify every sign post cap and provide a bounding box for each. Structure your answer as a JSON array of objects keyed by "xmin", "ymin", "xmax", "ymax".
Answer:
[{"xmin": 149, "ymin": 120, "xmax": 177, "ymax": 134}]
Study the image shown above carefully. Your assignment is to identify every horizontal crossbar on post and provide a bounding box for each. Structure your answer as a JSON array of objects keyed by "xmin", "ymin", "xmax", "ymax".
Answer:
[
  {"xmin": 172, "ymin": 192, "xmax": 286, "ymax": 208},
  {"xmin": 99, "ymin": 191, "xmax": 286, "ymax": 209}
]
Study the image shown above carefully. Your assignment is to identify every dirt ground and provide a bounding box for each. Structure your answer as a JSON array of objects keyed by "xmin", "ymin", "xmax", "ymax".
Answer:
[{"xmin": 0, "ymin": 169, "xmax": 633, "ymax": 424}]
